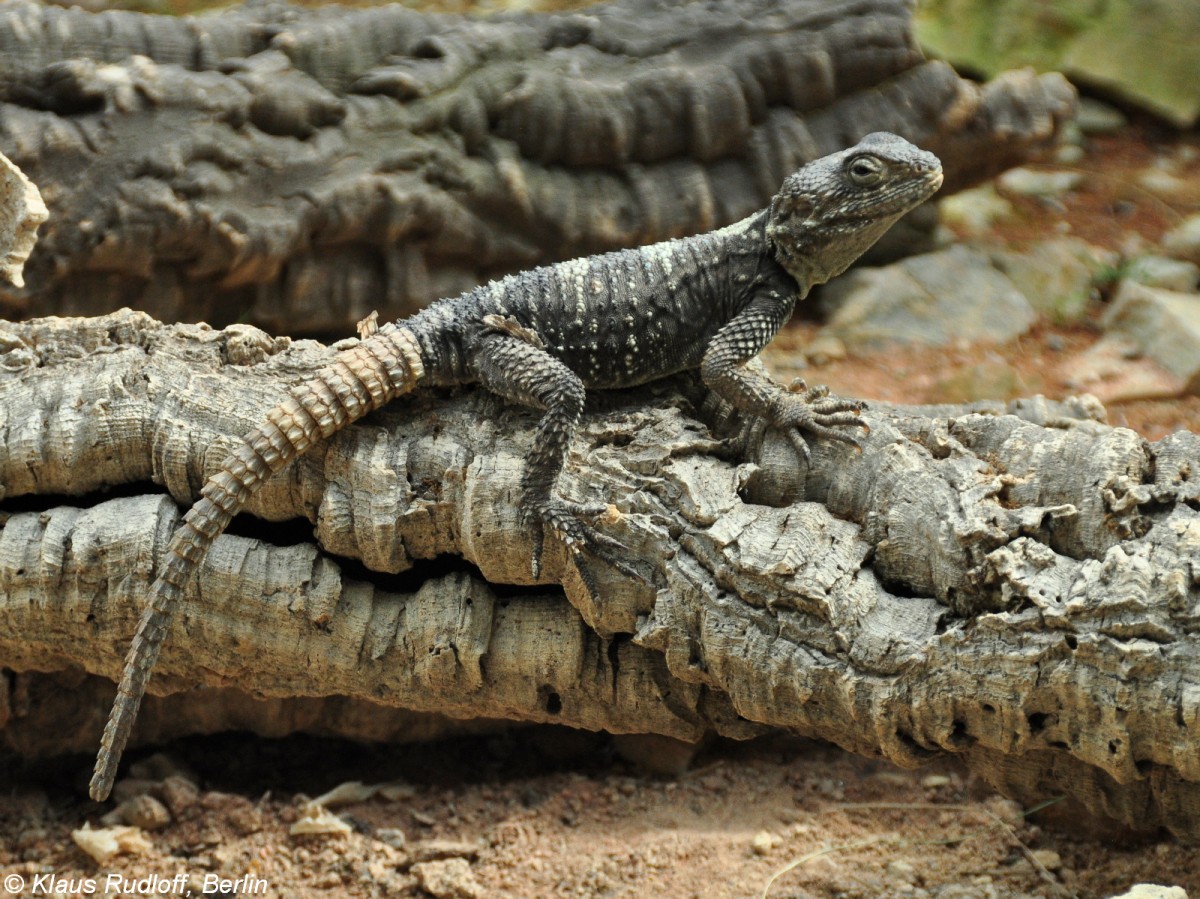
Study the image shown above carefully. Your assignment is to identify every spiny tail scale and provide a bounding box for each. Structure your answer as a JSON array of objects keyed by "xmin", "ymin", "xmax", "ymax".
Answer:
[{"xmin": 89, "ymin": 325, "xmax": 426, "ymax": 801}]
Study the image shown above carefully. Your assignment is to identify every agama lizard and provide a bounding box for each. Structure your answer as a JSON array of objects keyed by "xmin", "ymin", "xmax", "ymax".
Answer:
[{"xmin": 90, "ymin": 132, "xmax": 942, "ymax": 800}]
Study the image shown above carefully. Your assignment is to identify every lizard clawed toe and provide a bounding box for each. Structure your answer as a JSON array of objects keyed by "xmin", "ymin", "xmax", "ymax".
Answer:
[
  {"xmin": 767, "ymin": 387, "xmax": 871, "ymax": 463},
  {"xmin": 530, "ymin": 500, "xmax": 645, "ymax": 586}
]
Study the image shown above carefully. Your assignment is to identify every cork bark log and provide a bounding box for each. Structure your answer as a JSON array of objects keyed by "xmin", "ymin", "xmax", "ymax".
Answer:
[
  {"xmin": 1, "ymin": 310, "xmax": 1198, "ymax": 838},
  {"xmin": 0, "ymin": 0, "xmax": 1075, "ymax": 334}
]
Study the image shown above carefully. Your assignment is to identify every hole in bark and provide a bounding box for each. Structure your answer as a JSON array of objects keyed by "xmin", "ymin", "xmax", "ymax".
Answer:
[
  {"xmin": 1027, "ymin": 712, "xmax": 1050, "ymax": 734},
  {"xmin": 411, "ymin": 37, "xmax": 447, "ymax": 59},
  {"xmin": 1064, "ymin": 634, "xmax": 1078, "ymax": 650},
  {"xmin": 891, "ymin": 727, "xmax": 938, "ymax": 760},
  {"xmin": 596, "ymin": 432, "xmax": 634, "ymax": 448},
  {"xmin": 1109, "ymin": 738, "xmax": 1122, "ymax": 755},
  {"xmin": 606, "ymin": 635, "xmax": 623, "ymax": 680},
  {"xmin": 1136, "ymin": 760, "xmax": 1153, "ymax": 777},
  {"xmin": 0, "ymin": 481, "xmax": 159, "ymax": 515},
  {"xmin": 981, "ymin": 703, "xmax": 996, "ymax": 714},
  {"xmin": 948, "ymin": 719, "xmax": 972, "ymax": 747},
  {"xmin": 541, "ymin": 689, "xmax": 562, "ymax": 715}
]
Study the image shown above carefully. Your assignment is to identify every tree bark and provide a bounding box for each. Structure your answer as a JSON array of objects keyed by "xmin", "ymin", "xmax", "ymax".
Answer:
[
  {"xmin": 0, "ymin": 0, "xmax": 1075, "ymax": 334},
  {"xmin": 1, "ymin": 309, "xmax": 1197, "ymax": 839}
]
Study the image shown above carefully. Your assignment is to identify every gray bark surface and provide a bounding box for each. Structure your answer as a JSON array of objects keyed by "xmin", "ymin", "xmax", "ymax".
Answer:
[
  {"xmin": 1, "ymin": 310, "xmax": 1198, "ymax": 838},
  {"xmin": 0, "ymin": 0, "xmax": 1075, "ymax": 334}
]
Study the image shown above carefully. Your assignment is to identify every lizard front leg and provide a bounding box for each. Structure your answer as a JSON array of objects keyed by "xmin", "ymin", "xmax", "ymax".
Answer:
[
  {"xmin": 700, "ymin": 293, "xmax": 867, "ymax": 463},
  {"xmin": 470, "ymin": 329, "xmax": 631, "ymax": 582}
]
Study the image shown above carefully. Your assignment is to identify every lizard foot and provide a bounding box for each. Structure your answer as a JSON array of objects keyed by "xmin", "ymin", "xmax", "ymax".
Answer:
[
  {"xmin": 528, "ymin": 500, "xmax": 643, "ymax": 585},
  {"xmin": 768, "ymin": 381, "xmax": 870, "ymax": 464}
]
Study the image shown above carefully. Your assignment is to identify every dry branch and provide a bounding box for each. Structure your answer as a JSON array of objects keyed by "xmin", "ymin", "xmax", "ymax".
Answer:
[
  {"xmin": 1, "ymin": 310, "xmax": 1198, "ymax": 838},
  {"xmin": 0, "ymin": 0, "xmax": 1075, "ymax": 333}
]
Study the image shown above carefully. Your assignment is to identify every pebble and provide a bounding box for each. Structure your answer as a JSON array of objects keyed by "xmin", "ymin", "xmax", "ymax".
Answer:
[
  {"xmin": 990, "ymin": 236, "xmax": 1115, "ymax": 322},
  {"xmin": 750, "ymin": 830, "xmax": 781, "ymax": 855},
  {"xmin": 312, "ymin": 780, "xmax": 381, "ymax": 807},
  {"xmin": 409, "ymin": 839, "xmax": 480, "ymax": 863},
  {"xmin": 156, "ymin": 775, "xmax": 201, "ymax": 816},
  {"xmin": 1138, "ymin": 168, "xmax": 1191, "ymax": 198},
  {"xmin": 71, "ymin": 823, "xmax": 153, "ymax": 864},
  {"xmin": 1162, "ymin": 214, "xmax": 1200, "ymax": 264},
  {"xmin": 819, "ymin": 245, "xmax": 1036, "ymax": 351},
  {"xmin": 803, "ymin": 333, "xmax": 847, "ymax": 366},
  {"xmin": 1108, "ymin": 885, "xmax": 1190, "ymax": 899},
  {"xmin": 110, "ymin": 778, "xmax": 159, "ymax": 804},
  {"xmin": 375, "ymin": 827, "xmax": 407, "ymax": 850},
  {"xmin": 1031, "ymin": 848, "xmax": 1062, "ymax": 871},
  {"xmin": 997, "ymin": 167, "xmax": 1085, "ymax": 198},
  {"xmin": 1124, "ymin": 255, "xmax": 1200, "ymax": 292},
  {"xmin": 411, "ymin": 858, "xmax": 484, "ymax": 899},
  {"xmin": 938, "ymin": 183, "xmax": 1015, "ymax": 236},
  {"xmin": 116, "ymin": 794, "xmax": 172, "ymax": 831},
  {"xmin": 886, "ymin": 859, "xmax": 917, "ymax": 880},
  {"xmin": 1104, "ymin": 281, "xmax": 1200, "ymax": 391},
  {"xmin": 288, "ymin": 804, "xmax": 352, "ymax": 837},
  {"xmin": 1076, "ymin": 98, "xmax": 1128, "ymax": 134}
]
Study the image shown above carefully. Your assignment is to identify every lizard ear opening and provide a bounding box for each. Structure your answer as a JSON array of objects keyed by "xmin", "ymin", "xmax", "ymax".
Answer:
[{"xmin": 768, "ymin": 191, "xmax": 814, "ymax": 227}]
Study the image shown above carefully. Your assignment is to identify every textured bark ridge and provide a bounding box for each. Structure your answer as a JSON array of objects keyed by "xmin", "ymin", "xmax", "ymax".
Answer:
[
  {"xmin": 0, "ymin": 0, "xmax": 1074, "ymax": 334},
  {"xmin": 1, "ymin": 311, "xmax": 1198, "ymax": 837}
]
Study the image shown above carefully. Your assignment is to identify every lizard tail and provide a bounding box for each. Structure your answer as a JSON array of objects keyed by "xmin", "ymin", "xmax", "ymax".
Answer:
[{"xmin": 89, "ymin": 325, "xmax": 426, "ymax": 801}]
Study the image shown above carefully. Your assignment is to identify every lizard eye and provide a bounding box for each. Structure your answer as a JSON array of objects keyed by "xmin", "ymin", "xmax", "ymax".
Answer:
[{"xmin": 846, "ymin": 154, "xmax": 883, "ymax": 186}]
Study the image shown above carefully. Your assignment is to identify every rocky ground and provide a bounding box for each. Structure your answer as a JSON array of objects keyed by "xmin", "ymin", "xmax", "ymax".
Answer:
[{"xmin": 2, "ymin": 107, "xmax": 1199, "ymax": 899}]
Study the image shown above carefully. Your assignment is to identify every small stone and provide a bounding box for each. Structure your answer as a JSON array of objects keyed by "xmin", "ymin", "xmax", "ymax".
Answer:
[
  {"xmin": 820, "ymin": 246, "xmax": 1036, "ymax": 352},
  {"xmin": 375, "ymin": 827, "xmax": 407, "ymax": 851},
  {"xmin": 409, "ymin": 839, "xmax": 480, "ymax": 864},
  {"xmin": 289, "ymin": 804, "xmax": 352, "ymax": 837},
  {"xmin": 990, "ymin": 237, "xmax": 1115, "ymax": 322},
  {"xmin": 411, "ymin": 858, "xmax": 484, "ymax": 899},
  {"xmin": 226, "ymin": 802, "xmax": 264, "ymax": 836},
  {"xmin": 1101, "ymin": 281, "xmax": 1200, "ymax": 393},
  {"xmin": 920, "ymin": 775, "xmax": 951, "ymax": 790},
  {"xmin": 1162, "ymin": 214, "xmax": 1200, "ymax": 265},
  {"xmin": 378, "ymin": 782, "xmax": 417, "ymax": 801},
  {"xmin": 1108, "ymin": 886, "xmax": 1189, "ymax": 899},
  {"xmin": 71, "ymin": 823, "xmax": 153, "ymax": 864},
  {"xmin": 803, "ymin": 333, "xmax": 847, "ymax": 366},
  {"xmin": 1031, "ymin": 848, "xmax": 1062, "ymax": 871},
  {"xmin": 110, "ymin": 778, "xmax": 159, "ymax": 804},
  {"xmin": 1123, "ymin": 256, "xmax": 1200, "ymax": 292},
  {"xmin": 997, "ymin": 167, "xmax": 1085, "ymax": 198},
  {"xmin": 156, "ymin": 775, "xmax": 201, "ymax": 816},
  {"xmin": 115, "ymin": 794, "xmax": 171, "ymax": 831},
  {"xmin": 1076, "ymin": 98, "xmax": 1128, "ymax": 134},
  {"xmin": 751, "ymin": 830, "xmax": 780, "ymax": 856},
  {"xmin": 312, "ymin": 780, "xmax": 379, "ymax": 807},
  {"xmin": 1139, "ymin": 168, "xmax": 1191, "ymax": 199},
  {"xmin": 886, "ymin": 859, "xmax": 916, "ymax": 880},
  {"xmin": 938, "ymin": 183, "xmax": 1015, "ymax": 236},
  {"xmin": 1055, "ymin": 143, "xmax": 1086, "ymax": 165}
]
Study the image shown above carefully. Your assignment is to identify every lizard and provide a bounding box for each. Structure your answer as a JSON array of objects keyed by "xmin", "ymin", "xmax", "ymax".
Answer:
[{"xmin": 89, "ymin": 131, "xmax": 943, "ymax": 801}]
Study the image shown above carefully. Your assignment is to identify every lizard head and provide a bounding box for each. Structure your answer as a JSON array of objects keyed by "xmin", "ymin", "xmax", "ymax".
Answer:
[{"xmin": 766, "ymin": 132, "xmax": 943, "ymax": 289}]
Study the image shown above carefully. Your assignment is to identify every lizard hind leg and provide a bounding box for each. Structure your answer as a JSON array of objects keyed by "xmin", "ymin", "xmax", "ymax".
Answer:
[{"xmin": 470, "ymin": 329, "xmax": 633, "ymax": 585}]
